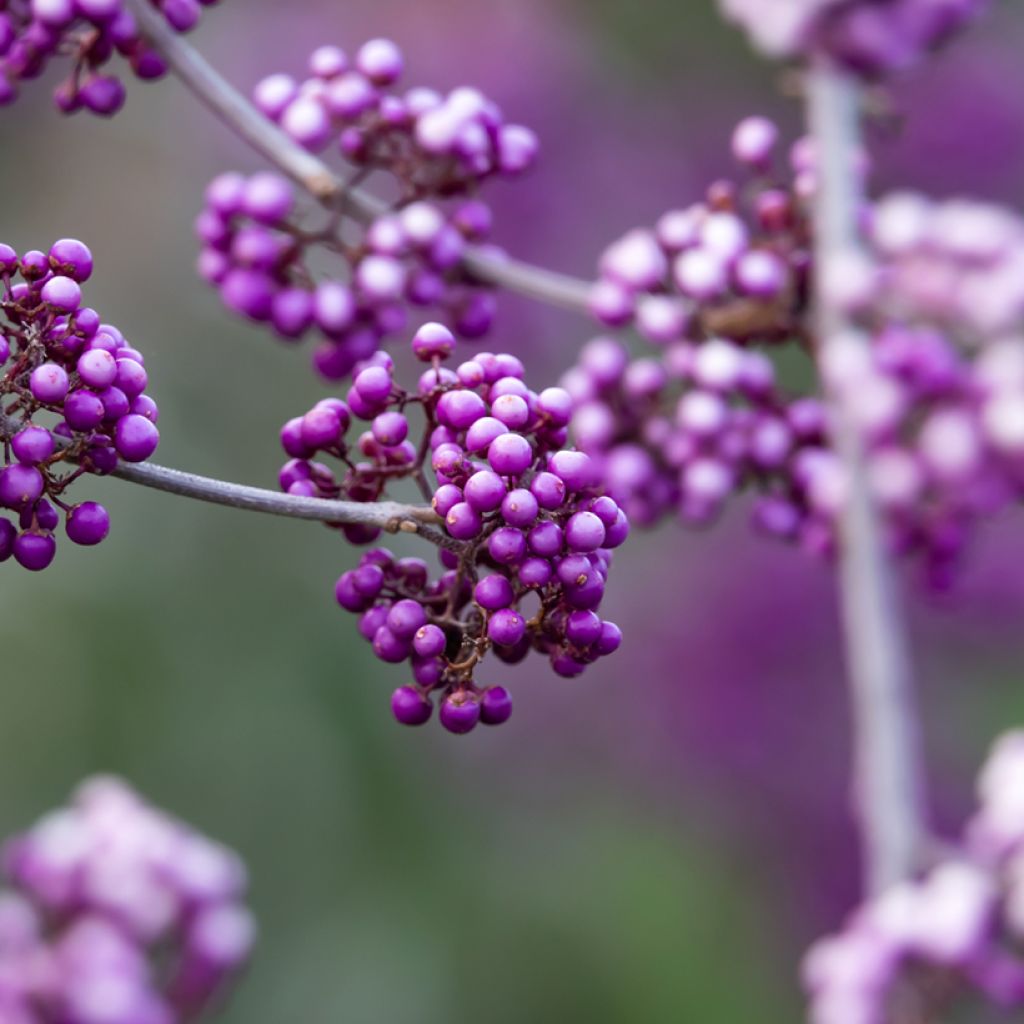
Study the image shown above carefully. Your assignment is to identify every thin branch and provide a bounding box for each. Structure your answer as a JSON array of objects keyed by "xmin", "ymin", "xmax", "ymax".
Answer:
[
  {"xmin": 806, "ymin": 65, "xmax": 927, "ymax": 896},
  {"xmin": 110, "ymin": 459, "xmax": 441, "ymax": 531},
  {"xmin": 125, "ymin": 0, "xmax": 594, "ymax": 315},
  {"xmin": 1, "ymin": 409, "xmax": 440, "ymax": 532}
]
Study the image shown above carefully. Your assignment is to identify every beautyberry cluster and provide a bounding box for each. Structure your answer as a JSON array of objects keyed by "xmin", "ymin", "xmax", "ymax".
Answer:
[
  {"xmin": 810, "ymin": 194, "xmax": 1024, "ymax": 584},
  {"xmin": 0, "ymin": 238, "xmax": 160, "ymax": 571},
  {"xmin": 197, "ymin": 172, "xmax": 498, "ymax": 381},
  {"xmin": 562, "ymin": 334, "xmax": 827, "ymax": 532},
  {"xmin": 565, "ymin": 119, "xmax": 829, "ymax": 534},
  {"xmin": 587, "ymin": 115, "xmax": 810, "ymax": 346},
  {"xmin": 201, "ymin": 39, "xmax": 537, "ymax": 380},
  {"xmin": 0, "ymin": 0, "xmax": 219, "ymax": 116},
  {"xmin": 868, "ymin": 192, "xmax": 1024, "ymax": 344},
  {"xmin": 804, "ymin": 730, "xmax": 1024, "ymax": 1023},
  {"xmin": 719, "ymin": 0, "xmax": 987, "ymax": 76},
  {"xmin": 0, "ymin": 775, "xmax": 254, "ymax": 1024},
  {"xmin": 280, "ymin": 323, "xmax": 627, "ymax": 733},
  {"xmin": 252, "ymin": 39, "xmax": 538, "ymax": 196},
  {"xmin": 569, "ymin": 117, "xmax": 1024, "ymax": 583}
]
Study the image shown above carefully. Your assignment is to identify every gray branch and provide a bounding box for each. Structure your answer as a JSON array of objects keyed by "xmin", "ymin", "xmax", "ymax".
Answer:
[{"xmin": 807, "ymin": 65, "xmax": 927, "ymax": 896}]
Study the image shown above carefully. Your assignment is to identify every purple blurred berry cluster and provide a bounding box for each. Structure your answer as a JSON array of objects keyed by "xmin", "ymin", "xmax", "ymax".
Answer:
[
  {"xmin": 804, "ymin": 731, "xmax": 1024, "ymax": 1023},
  {"xmin": 587, "ymin": 116, "xmax": 810, "ymax": 346},
  {"xmin": 565, "ymin": 119, "xmax": 827, "ymax": 536},
  {"xmin": 719, "ymin": 0, "xmax": 987, "ymax": 76},
  {"xmin": 868, "ymin": 193, "xmax": 1024, "ymax": 342},
  {"xmin": 0, "ymin": 238, "xmax": 159, "ymax": 571},
  {"xmin": 568, "ymin": 118, "xmax": 1024, "ymax": 584},
  {"xmin": 817, "ymin": 194, "xmax": 1024, "ymax": 584},
  {"xmin": 562, "ymin": 334, "xmax": 828, "ymax": 534},
  {"xmin": 0, "ymin": 776, "xmax": 254, "ymax": 1023},
  {"xmin": 197, "ymin": 171, "xmax": 498, "ymax": 381},
  {"xmin": 253, "ymin": 39, "xmax": 538, "ymax": 195},
  {"xmin": 280, "ymin": 323, "xmax": 627, "ymax": 733},
  {"xmin": 0, "ymin": 0, "xmax": 219, "ymax": 116}
]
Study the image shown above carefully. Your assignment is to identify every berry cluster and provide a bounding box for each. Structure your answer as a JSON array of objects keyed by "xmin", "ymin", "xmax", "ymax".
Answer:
[
  {"xmin": 280, "ymin": 323, "xmax": 627, "ymax": 733},
  {"xmin": 814, "ymin": 323, "xmax": 1024, "ymax": 586},
  {"xmin": 252, "ymin": 39, "xmax": 538, "ymax": 197},
  {"xmin": 0, "ymin": 238, "xmax": 160, "ymax": 572},
  {"xmin": 868, "ymin": 192, "xmax": 1024, "ymax": 344},
  {"xmin": 568, "ymin": 118, "xmax": 1024, "ymax": 583},
  {"xmin": 0, "ymin": 775, "xmax": 254, "ymax": 1023},
  {"xmin": 804, "ymin": 731, "xmax": 1024, "ymax": 1023},
  {"xmin": 565, "ymin": 119, "xmax": 825, "ymax": 534},
  {"xmin": 0, "ymin": 0, "xmax": 219, "ymax": 116},
  {"xmin": 719, "ymin": 0, "xmax": 987, "ymax": 76},
  {"xmin": 202, "ymin": 39, "xmax": 538, "ymax": 379},
  {"xmin": 197, "ymin": 171, "xmax": 497, "ymax": 381},
  {"xmin": 562, "ymin": 334, "xmax": 827, "ymax": 533},
  {"xmin": 587, "ymin": 116, "xmax": 811, "ymax": 347}
]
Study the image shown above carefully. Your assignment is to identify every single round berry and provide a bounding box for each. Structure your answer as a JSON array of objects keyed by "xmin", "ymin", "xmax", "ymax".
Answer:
[
  {"xmin": 0, "ymin": 465, "xmax": 44, "ymax": 510},
  {"xmin": 412, "ymin": 624, "xmax": 447, "ymax": 659},
  {"xmin": 40, "ymin": 275, "xmax": 81, "ymax": 311},
  {"xmin": 474, "ymin": 574, "xmax": 514, "ymax": 611},
  {"xmin": 77, "ymin": 348, "xmax": 118, "ymax": 389},
  {"xmin": 29, "ymin": 363, "xmax": 69, "ymax": 403},
  {"xmin": 480, "ymin": 687, "xmax": 513, "ymax": 726},
  {"xmin": 488, "ymin": 433, "xmax": 533, "ymax": 476},
  {"xmin": 11, "ymin": 426, "xmax": 55, "ymax": 465},
  {"xmin": 49, "ymin": 238, "xmax": 93, "ymax": 281},
  {"xmin": 439, "ymin": 693, "xmax": 480, "ymax": 735},
  {"xmin": 411, "ymin": 322, "xmax": 455, "ymax": 361},
  {"xmin": 386, "ymin": 599, "xmax": 428, "ymax": 639},
  {"xmin": 487, "ymin": 608, "xmax": 526, "ymax": 646},
  {"xmin": 13, "ymin": 530, "xmax": 56, "ymax": 571},
  {"xmin": 65, "ymin": 502, "xmax": 110, "ymax": 546},
  {"xmin": 113, "ymin": 415, "xmax": 160, "ymax": 462},
  {"xmin": 392, "ymin": 686, "xmax": 432, "ymax": 726}
]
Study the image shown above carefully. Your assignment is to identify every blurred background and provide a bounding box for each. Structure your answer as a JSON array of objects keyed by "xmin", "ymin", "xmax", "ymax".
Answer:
[{"xmin": 3, "ymin": 2, "xmax": 1024, "ymax": 1020}]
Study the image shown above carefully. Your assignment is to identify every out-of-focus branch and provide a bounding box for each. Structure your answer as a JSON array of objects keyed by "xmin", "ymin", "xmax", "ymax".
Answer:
[{"xmin": 806, "ymin": 64, "xmax": 927, "ymax": 896}]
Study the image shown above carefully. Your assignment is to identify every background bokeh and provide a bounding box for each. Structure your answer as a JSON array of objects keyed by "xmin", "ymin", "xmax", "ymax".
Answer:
[{"xmin": 4, "ymin": 2, "xmax": 1024, "ymax": 1020}]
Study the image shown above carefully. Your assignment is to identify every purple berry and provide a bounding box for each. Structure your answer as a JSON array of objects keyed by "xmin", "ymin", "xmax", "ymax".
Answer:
[
  {"xmin": 113, "ymin": 414, "xmax": 160, "ymax": 462},
  {"xmin": 439, "ymin": 693, "xmax": 480, "ymax": 735},
  {"xmin": 392, "ymin": 686, "xmax": 432, "ymax": 726},
  {"xmin": 65, "ymin": 502, "xmax": 110, "ymax": 546},
  {"xmin": 480, "ymin": 687, "xmax": 513, "ymax": 725}
]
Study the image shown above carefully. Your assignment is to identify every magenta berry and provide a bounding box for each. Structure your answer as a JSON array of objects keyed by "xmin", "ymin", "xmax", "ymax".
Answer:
[
  {"xmin": 439, "ymin": 693, "xmax": 481, "ymax": 735},
  {"xmin": 391, "ymin": 686, "xmax": 432, "ymax": 726},
  {"xmin": 480, "ymin": 686, "xmax": 513, "ymax": 726}
]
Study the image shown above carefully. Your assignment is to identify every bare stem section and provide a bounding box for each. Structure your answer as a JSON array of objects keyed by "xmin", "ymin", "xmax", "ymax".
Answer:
[
  {"xmin": 807, "ymin": 66, "xmax": 926, "ymax": 895},
  {"xmin": 110, "ymin": 460, "xmax": 441, "ymax": 532},
  {"xmin": 126, "ymin": 0, "xmax": 594, "ymax": 314}
]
